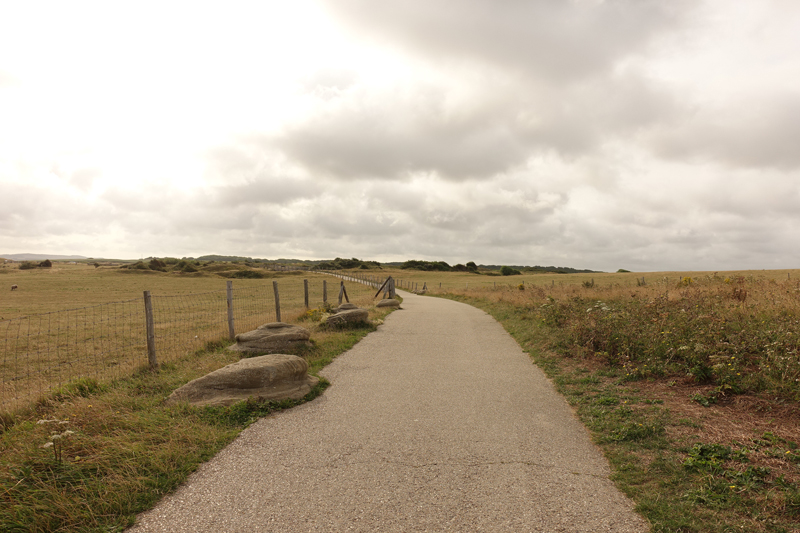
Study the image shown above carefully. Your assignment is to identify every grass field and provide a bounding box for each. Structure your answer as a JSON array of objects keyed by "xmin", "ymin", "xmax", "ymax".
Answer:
[{"xmin": 1, "ymin": 262, "xmax": 382, "ymax": 412}]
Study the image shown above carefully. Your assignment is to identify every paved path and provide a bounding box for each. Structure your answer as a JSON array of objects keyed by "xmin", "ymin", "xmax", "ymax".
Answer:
[{"xmin": 129, "ymin": 292, "xmax": 649, "ymax": 532}]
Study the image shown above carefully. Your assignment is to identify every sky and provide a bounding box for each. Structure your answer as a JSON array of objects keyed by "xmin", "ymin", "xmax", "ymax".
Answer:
[{"xmin": 1, "ymin": 0, "xmax": 799, "ymax": 272}]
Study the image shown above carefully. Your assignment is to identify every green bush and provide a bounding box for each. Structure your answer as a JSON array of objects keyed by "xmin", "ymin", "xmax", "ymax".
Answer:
[
  {"xmin": 500, "ymin": 266, "xmax": 521, "ymax": 276},
  {"xmin": 229, "ymin": 270, "xmax": 265, "ymax": 279}
]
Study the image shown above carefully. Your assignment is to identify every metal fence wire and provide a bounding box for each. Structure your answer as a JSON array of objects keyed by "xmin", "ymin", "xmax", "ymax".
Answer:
[{"xmin": 0, "ymin": 275, "xmax": 384, "ymax": 413}]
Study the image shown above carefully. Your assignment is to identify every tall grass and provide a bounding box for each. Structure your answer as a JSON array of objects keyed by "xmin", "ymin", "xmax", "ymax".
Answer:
[{"xmin": 433, "ymin": 274, "xmax": 800, "ymax": 402}]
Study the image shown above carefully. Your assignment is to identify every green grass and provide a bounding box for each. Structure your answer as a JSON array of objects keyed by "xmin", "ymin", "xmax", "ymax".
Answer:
[{"xmin": 0, "ymin": 303, "xmax": 395, "ymax": 532}]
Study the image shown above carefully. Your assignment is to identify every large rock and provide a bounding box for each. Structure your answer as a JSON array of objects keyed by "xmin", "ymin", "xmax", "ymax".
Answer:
[
  {"xmin": 336, "ymin": 302, "xmax": 359, "ymax": 312},
  {"xmin": 326, "ymin": 308, "xmax": 369, "ymax": 326},
  {"xmin": 165, "ymin": 354, "xmax": 318, "ymax": 407},
  {"xmin": 376, "ymin": 299, "xmax": 400, "ymax": 308},
  {"xmin": 228, "ymin": 322, "xmax": 310, "ymax": 354}
]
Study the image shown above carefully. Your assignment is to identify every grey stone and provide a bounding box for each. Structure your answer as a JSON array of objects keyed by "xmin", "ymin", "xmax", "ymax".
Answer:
[
  {"xmin": 228, "ymin": 322, "xmax": 310, "ymax": 354},
  {"xmin": 326, "ymin": 308, "xmax": 369, "ymax": 326},
  {"xmin": 165, "ymin": 354, "xmax": 318, "ymax": 407},
  {"xmin": 376, "ymin": 299, "xmax": 400, "ymax": 308},
  {"xmin": 336, "ymin": 302, "xmax": 359, "ymax": 312}
]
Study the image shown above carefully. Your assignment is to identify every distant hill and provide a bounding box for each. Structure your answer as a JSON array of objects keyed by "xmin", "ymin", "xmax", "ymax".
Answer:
[{"xmin": 1, "ymin": 253, "xmax": 88, "ymax": 261}]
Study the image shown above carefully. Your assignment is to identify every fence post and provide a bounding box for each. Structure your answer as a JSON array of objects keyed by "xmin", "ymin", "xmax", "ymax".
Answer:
[
  {"xmin": 273, "ymin": 281, "xmax": 281, "ymax": 322},
  {"xmin": 323, "ymin": 280, "xmax": 327, "ymax": 304},
  {"xmin": 304, "ymin": 279, "xmax": 309, "ymax": 309},
  {"xmin": 143, "ymin": 291, "xmax": 158, "ymax": 370},
  {"xmin": 226, "ymin": 280, "xmax": 235, "ymax": 340},
  {"xmin": 389, "ymin": 277, "xmax": 395, "ymax": 299}
]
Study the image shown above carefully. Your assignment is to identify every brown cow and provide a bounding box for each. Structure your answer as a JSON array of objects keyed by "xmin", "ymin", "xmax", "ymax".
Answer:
[{"xmin": 10, "ymin": 284, "xmax": 17, "ymax": 291}]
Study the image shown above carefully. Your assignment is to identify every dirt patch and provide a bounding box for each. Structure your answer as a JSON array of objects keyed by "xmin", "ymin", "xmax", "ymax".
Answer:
[{"xmin": 632, "ymin": 378, "xmax": 800, "ymax": 482}]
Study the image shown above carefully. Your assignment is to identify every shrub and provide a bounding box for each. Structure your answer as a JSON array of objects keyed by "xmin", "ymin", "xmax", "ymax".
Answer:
[
  {"xmin": 229, "ymin": 270, "xmax": 265, "ymax": 279},
  {"xmin": 500, "ymin": 266, "xmax": 521, "ymax": 276},
  {"xmin": 19, "ymin": 261, "xmax": 37, "ymax": 270},
  {"xmin": 39, "ymin": 259, "xmax": 52, "ymax": 268}
]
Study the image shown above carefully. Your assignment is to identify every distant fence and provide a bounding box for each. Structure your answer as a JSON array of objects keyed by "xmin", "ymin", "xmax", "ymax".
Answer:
[{"xmin": 0, "ymin": 275, "xmax": 383, "ymax": 413}]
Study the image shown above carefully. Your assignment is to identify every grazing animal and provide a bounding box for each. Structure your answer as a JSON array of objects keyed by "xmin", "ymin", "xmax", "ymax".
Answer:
[{"xmin": 10, "ymin": 284, "xmax": 18, "ymax": 291}]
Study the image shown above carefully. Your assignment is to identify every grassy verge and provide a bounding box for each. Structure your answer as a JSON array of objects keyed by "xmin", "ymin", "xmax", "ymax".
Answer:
[
  {"xmin": 0, "ymin": 304, "xmax": 394, "ymax": 533},
  {"xmin": 438, "ymin": 289, "xmax": 800, "ymax": 533}
]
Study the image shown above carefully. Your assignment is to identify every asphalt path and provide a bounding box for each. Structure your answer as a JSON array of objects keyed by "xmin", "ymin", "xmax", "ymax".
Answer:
[{"xmin": 128, "ymin": 291, "xmax": 649, "ymax": 532}]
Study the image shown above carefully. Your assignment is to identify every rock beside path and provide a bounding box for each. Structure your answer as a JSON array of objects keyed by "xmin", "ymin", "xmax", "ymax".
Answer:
[
  {"xmin": 165, "ymin": 354, "xmax": 318, "ymax": 407},
  {"xmin": 326, "ymin": 308, "xmax": 369, "ymax": 326},
  {"xmin": 376, "ymin": 299, "xmax": 400, "ymax": 308},
  {"xmin": 336, "ymin": 303, "xmax": 359, "ymax": 312},
  {"xmin": 228, "ymin": 322, "xmax": 310, "ymax": 354}
]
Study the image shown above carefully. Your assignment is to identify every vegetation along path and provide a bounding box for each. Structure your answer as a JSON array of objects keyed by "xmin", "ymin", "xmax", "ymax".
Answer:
[{"xmin": 128, "ymin": 291, "xmax": 648, "ymax": 532}]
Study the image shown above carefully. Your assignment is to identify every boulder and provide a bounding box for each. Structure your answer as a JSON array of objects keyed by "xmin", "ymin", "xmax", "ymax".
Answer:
[
  {"xmin": 228, "ymin": 322, "xmax": 310, "ymax": 354},
  {"xmin": 336, "ymin": 302, "xmax": 359, "ymax": 312},
  {"xmin": 166, "ymin": 354, "xmax": 318, "ymax": 407},
  {"xmin": 326, "ymin": 308, "xmax": 369, "ymax": 326},
  {"xmin": 376, "ymin": 299, "xmax": 400, "ymax": 308}
]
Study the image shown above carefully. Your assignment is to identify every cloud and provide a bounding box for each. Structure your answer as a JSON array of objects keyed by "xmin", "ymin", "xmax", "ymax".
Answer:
[
  {"xmin": 650, "ymin": 94, "xmax": 800, "ymax": 170},
  {"xmin": 274, "ymin": 67, "xmax": 677, "ymax": 181},
  {"xmin": 323, "ymin": 0, "xmax": 692, "ymax": 81}
]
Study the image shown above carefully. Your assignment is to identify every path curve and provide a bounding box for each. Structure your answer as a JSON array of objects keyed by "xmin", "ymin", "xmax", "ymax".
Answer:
[{"xmin": 129, "ymin": 291, "xmax": 649, "ymax": 532}]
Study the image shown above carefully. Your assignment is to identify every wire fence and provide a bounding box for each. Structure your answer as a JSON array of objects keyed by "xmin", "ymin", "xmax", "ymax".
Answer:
[{"xmin": 0, "ymin": 274, "xmax": 385, "ymax": 413}]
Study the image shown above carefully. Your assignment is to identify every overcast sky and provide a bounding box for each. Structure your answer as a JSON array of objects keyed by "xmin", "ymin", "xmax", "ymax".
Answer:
[{"xmin": 1, "ymin": 0, "xmax": 799, "ymax": 272}]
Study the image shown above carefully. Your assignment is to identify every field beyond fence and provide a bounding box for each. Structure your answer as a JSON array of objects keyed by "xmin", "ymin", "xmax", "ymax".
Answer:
[{"xmin": 1, "ymin": 269, "xmax": 387, "ymax": 413}]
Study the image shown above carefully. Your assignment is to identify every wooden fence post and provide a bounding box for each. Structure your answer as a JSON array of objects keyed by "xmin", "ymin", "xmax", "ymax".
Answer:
[
  {"xmin": 323, "ymin": 280, "xmax": 327, "ymax": 304},
  {"xmin": 304, "ymin": 279, "xmax": 309, "ymax": 309},
  {"xmin": 226, "ymin": 280, "xmax": 235, "ymax": 341},
  {"xmin": 273, "ymin": 281, "xmax": 281, "ymax": 322},
  {"xmin": 143, "ymin": 291, "xmax": 158, "ymax": 370}
]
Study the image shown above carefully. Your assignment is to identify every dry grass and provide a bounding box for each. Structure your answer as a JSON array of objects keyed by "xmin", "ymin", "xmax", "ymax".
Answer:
[{"xmin": 1, "ymin": 263, "xmax": 383, "ymax": 413}]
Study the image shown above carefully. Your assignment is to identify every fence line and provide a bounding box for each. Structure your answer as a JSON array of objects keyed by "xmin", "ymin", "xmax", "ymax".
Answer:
[{"xmin": 0, "ymin": 275, "xmax": 381, "ymax": 413}]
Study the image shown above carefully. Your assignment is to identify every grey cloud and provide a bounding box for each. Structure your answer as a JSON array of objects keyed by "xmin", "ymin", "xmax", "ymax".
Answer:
[
  {"xmin": 274, "ymin": 71, "xmax": 676, "ymax": 181},
  {"xmin": 212, "ymin": 179, "xmax": 314, "ymax": 208},
  {"xmin": 324, "ymin": 0, "xmax": 692, "ymax": 80},
  {"xmin": 203, "ymin": 142, "xmax": 318, "ymax": 207},
  {"xmin": 275, "ymin": 85, "xmax": 529, "ymax": 180},
  {"xmin": 651, "ymin": 96, "xmax": 800, "ymax": 169}
]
